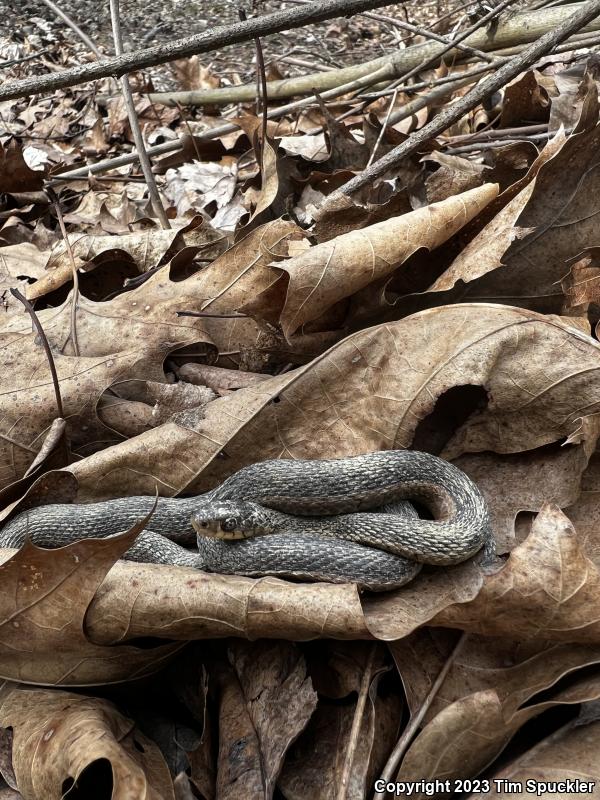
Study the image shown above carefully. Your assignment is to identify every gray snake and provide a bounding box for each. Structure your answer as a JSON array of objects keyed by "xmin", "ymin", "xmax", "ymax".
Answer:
[{"xmin": 0, "ymin": 451, "xmax": 492, "ymax": 591}]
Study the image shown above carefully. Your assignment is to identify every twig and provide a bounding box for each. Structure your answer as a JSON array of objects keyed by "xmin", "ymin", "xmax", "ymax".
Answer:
[
  {"xmin": 370, "ymin": 0, "xmax": 516, "ymax": 102},
  {"xmin": 337, "ymin": 643, "xmax": 378, "ymax": 800},
  {"xmin": 0, "ymin": 0, "xmax": 408, "ymax": 102},
  {"xmin": 367, "ymin": 87, "xmax": 398, "ymax": 167},
  {"xmin": 397, "ymin": 71, "xmax": 482, "ymax": 125},
  {"xmin": 360, "ymin": 59, "xmax": 495, "ymax": 101},
  {"xmin": 444, "ymin": 131, "xmax": 562, "ymax": 154},
  {"xmin": 326, "ymin": 0, "xmax": 600, "ymax": 205},
  {"xmin": 47, "ymin": 188, "xmax": 80, "ymax": 356},
  {"xmin": 9, "ymin": 289, "xmax": 64, "ymax": 420},
  {"xmin": 239, "ymin": 7, "xmax": 269, "ymax": 169},
  {"xmin": 48, "ymin": 60, "xmax": 402, "ymax": 184},
  {"xmin": 292, "ymin": 0, "xmax": 498, "ymax": 63},
  {"xmin": 443, "ymin": 122, "xmax": 550, "ymax": 144},
  {"xmin": 39, "ymin": 0, "xmax": 103, "ymax": 58},
  {"xmin": 0, "ymin": 48, "xmax": 51, "ymax": 69},
  {"xmin": 374, "ymin": 634, "xmax": 468, "ymax": 800},
  {"xmin": 109, "ymin": 0, "xmax": 170, "ymax": 229},
  {"xmin": 176, "ymin": 311, "xmax": 249, "ymax": 319}
]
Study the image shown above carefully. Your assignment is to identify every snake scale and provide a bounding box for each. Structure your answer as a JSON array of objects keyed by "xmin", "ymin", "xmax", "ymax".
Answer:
[{"xmin": 0, "ymin": 451, "xmax": 493, "ymax": 591}]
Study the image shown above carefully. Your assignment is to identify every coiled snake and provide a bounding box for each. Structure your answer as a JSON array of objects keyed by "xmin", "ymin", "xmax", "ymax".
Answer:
[{"xmin": 0, "ymin": 451, "xmax": 492, "ymax": 591}]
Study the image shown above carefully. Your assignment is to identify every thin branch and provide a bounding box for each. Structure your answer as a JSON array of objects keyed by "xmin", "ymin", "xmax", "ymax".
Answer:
[
  {"xmin": 367, "ymin": 87, "xmax": 398, "ymax": 167},
  {"xmin": 40, "ymin": 0, "xmax": 103, "ymax": 58},
  {"xmin": 326, "ymin": 0, "xmax": 600, "ymax": 204},
  {"xmin": 374, "ymin": 634, "xmax": 468, "ymax": 800},
  {"xmin": 176, "ymin": 311, "xmax": 249, "ymax": 319},
  {"xmin": 48, "ymin": 60, "xmax": 400, "ymax": 184},
  {"xmin": 0, "ymin": 48, "xmax": 51, "ymax": 69},
  {"xmin": 239, "ymin": 7, "xmax": 269, "ymax": 170},
  {"xmin": 10, "ymin": 289, "xmax": 64, "ymax": 420},
  {"xmin": 47, "ymin": 188, "xmax": 80, "ymax": 356},
  {"xmin": 0, "ymin": 0, "xmax": 408, "ymax": 102},
  {"xmin": 337, "ymin": 643, "xmax": 378, "ymax": 800},
  {"xmin": 109, "ymin": 0, "xmax": 171, "ymax": 229},
  {"xmin": 444, "ymin": 131, "xmax": 562, "ymax": 154},
  {"xmin": 366, "ymin": 0, "xmax": 516, "ymax": 104}
]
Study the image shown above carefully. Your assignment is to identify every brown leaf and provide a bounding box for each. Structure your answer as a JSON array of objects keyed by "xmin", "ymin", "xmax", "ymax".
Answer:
[
  {"xmin": 28, "ymin": 215, "xmax": 227, "ymax": 302},
  {"xmin": 249, "ymin": 184, "xmax": 497, "ymax": 338},
  {"xmin": 499, "ymin": 70, "xmax": 550, "ymax": 128},
  {"xmin": 0, "ymin": 142, "xmax": 44, "ymax": 193},
  {"xmin": 221, "ymin": 641, "xmax": 317, "ymax": 799},
  {"xmin": 431, "ymin": 93, "xmax": 600, "ymax": 313},
  {"xmin": 468, "ymin": 693, "xmax": 600, "ymax": 798},
  {"xmin": 0, "ymin": 684, "xmax": 174, "ymax": 799},
  {"xmin": 0, "ymin": 521, "xmax": 181, "ymax": 685},
  {"xmin": 84, "ymin": 562, "xmax": 368, "ymax": 645},
  {"xmin": 454, "ymin": 444, "xmax": 592, "ymax": 553},
  {"xmin": 396, "ymin": 666, "xmax": 600, "ymax": 794},
  {"xmin": 432, "ymin": 504, "xmax": 600, "ymax": 642}
]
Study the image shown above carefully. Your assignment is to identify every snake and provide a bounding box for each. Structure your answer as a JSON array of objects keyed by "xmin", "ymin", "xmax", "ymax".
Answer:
[{"xmin": 0, "ymin": 451, "xmax": 493, "ymax": 591}]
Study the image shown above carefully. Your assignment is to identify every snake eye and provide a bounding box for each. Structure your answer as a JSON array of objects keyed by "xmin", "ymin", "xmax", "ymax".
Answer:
[
  {"xmin": 221, "ymin": 518, "xmax": 237, "ymax": 533},
  {"xmin": 197, "ymin": 520, "xmax": 208, "ymax": 528}
]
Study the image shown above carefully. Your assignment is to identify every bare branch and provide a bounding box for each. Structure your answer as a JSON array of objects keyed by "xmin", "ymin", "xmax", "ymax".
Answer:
[
  {"xmin": 39, "ymin": 0, "xmax": 103, "ymax": 58},
  {"xmin": 109, "ymin": 0, "xmax": 171, "ymax": 229},
  {"xmin": 10, "ymin": 289, "xmax": 64, "ymax": 420},
  {"xmin": 0, "ymin": 0, "xmax": 410, "ymax": 102},
  {"xmin": 327, "ymin": 0, "xmax": 600, "ymax": 205}
]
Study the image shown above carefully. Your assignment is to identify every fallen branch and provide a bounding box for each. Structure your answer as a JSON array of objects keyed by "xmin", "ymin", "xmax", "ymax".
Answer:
[
  {"xmin": 48, "ymin": 20, "xmax": 600, "ymax": 186},
  {"xmin": 323, "ymin": 0, "xmax": 600, "ymax": 206},
  {"xmin": 0, "ymin": 0, "xmax": 406, "ymax": 102},
  {"xmin": 48, "ymin": 59, "xmax": 403, "ymax": 183},
  {"xmin": 146, "ymin": 1, "xmax": 599, "ymax": 107}
]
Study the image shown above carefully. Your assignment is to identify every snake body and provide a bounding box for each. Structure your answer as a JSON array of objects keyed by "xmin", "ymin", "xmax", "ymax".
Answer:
[{"xmin": 0, "ymin": 451, "xmax": 492, "ymax": 591}]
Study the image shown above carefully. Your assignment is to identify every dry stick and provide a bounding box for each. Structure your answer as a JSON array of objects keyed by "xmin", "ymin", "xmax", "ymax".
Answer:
[
  {"xmin": 377, "ymin": 25, "xmax": 600, "ymax": 110},
  {"xmin": 9, "ymin": 289, "xmax": 64, "ymax": 420},
  {"xmin": 373, "ymin": 69, "xmax": 488, "ymax": 133},
  {"xmin": 109, "ymin": 0, "xmax": 170, "ymax": 229},
  {"xmin": 239, "ymin": 8, "xmax": 269, "ymax": 169},
  {"xmin": 47, "ymin": 188, "xmax": 80, "ymax": 357},
  {"xmin": 48, "ymin": 22, "xmax": 600, "ymax": 185},
  {"xmin": 348, "ymin": 8, "xmax": 497, "ymax": 62},
  {"xmin": 154, "ymin": 0, "xmax": 516, "ymax": 108},
  {"xmin": 176, "ymin": 311, "xmax": 249, "ymax": 318},
  {"xmin": 374, "ymin": 634, "xmax": 469, "ymax": 800},
  {"xmin": 369, "ymin": 0, "xmax": 516, "ymax": 102},
  {"xmin": 336, "ymin": 642, "xmax": 378, "ymax": 800},
  {"xmin": 360, "ymin": 59, "xmax": 496, "ymax": 100},
  {"xmin": 48, "ymin": 60, "xmax": 402, "ymax": 184},
  {"xmin": 327, "ymin": 0, "xmax": 600, "ymax": 205},
  {"xmin": 367, "ymin": 87, "xmax": 398, "ymax": 166},
  {"xmin": 0, "ymin": 48, "xmax": 51, "ymax": 69},
  {"xmin": 0, "ymin": 0, "xmax": 401, "ymax": 102},
  {"xmin": 445, "ymin": 131, "xmax": 562, "ymax": 154},
  {"xmin": 40, "ymin": 0, "xmax": 103, "ymax": 58},
  {"xmin": 292, "ymin": 0, "xmax": 499, "ymax": 63}
]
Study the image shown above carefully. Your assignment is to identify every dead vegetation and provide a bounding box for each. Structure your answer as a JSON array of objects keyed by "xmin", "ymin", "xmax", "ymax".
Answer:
[{"xmin": 3, "ymin": 0, "xmax": 600, "ymax": 798}]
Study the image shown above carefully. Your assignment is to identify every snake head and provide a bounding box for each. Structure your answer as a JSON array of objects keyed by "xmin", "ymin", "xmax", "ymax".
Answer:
[{"xmin": 191, "ymin": 500, "xmax": 272, "ymax": 540}]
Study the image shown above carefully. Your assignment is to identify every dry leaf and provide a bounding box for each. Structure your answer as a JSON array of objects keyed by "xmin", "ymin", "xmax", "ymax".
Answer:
[
  {"xmin": 0, "ymin": 684, "xmax": 174, "ymax": 799},
  {"xmin": 245, "ymin": 184, "xmax": 498, "ymax": 338}
]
